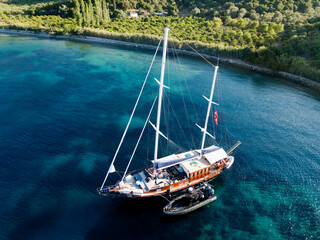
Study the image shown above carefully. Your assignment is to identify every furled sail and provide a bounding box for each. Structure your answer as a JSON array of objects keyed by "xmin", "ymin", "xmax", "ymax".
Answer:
[{"xmin": 108, "ymin": 163, "xmax": 116, "ymax": 173}]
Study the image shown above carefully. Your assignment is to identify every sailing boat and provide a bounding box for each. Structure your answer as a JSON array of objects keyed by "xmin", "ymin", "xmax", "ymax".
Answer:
[{"xmin": 97, "ymin": 28, "xmax": 241, "ymax": 198}]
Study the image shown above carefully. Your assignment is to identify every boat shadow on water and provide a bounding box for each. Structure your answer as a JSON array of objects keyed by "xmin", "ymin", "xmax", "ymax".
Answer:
[
  {"xmin": 85, "ymin": 177, "xmax": 227, "ymax": 240},
  {"xmin": 85, "ymin": 197, "xmax": 164, "ymax": 240}
]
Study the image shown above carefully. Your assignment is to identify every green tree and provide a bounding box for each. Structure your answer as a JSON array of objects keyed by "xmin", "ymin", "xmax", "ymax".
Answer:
[
  {"xmin": 213, "ymin": 17, "xmax": 223, "ymax": 29},
  {"xmin": 259, "ymin": 23, "xmax": 269, "ymax": 33},
  {"xmin": 114, "ymin": 9, "xmax": 126, "ymax": 18},
  {"xmin": 249, "ymin": 9, "xmax": 259, "ymax": 20},
  {"xmin": 74, "ymin": 0, "xmax": 82, "ymax": 26},
  {"xmin": 94, "ymin": 0, "xmax": 102, "ymax": 26},
  {"xmin": 168, "ymin": 3, "xmax": 179, "ymax": 16},
  {"xmin": 85, "ymin": 2, "xmax": 90, "ymax": 26},
  {"xmin": 80, "ymin": 0, "xmax": 87, "ymax": 26},
  {"xmin": 113, "ymin": 0, "xmax": 116, "ymax": 12},
  {"xmin": 101, "ymin": 0, "xmax": 110, "ymax": 25},
  {"xmin": 238, "ymin": 8, "xmax": 247, "ymax": 19},
  {"xmin": 273, "ymin": 11, "xmax": 282, "ymax": 23},
  {"xmin": 88, "ymin": 0, "xmax": 95, "ymax": 26},
  {"xmin": 191, "ymin": 7, "xmax": 200, "ymax": 15},
  {"xmin": 155, "ymin": 4, "xmax": 163, "ymax": 12},
  {"xmin": 248, "ymin": 20, "xmax": 259, "ymax": 29}
]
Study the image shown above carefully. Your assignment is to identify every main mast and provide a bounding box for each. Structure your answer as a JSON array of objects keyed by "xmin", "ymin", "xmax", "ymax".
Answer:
[
  {"xmin": 200, "ymin": 66, "xmax": 219, "ymax": 156},
  {"xmin": 154, "ymin": 27, "xmax": 169, "ymax": 176}
]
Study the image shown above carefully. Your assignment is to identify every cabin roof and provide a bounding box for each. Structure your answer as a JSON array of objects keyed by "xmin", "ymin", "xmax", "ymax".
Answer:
[
  {"xmin": 180, "ymin": 158, "xmax": 209, "ymax": 173},
  {"xmin": 154, "ymin": 151, "xmax": 198, "ymax": 170}
]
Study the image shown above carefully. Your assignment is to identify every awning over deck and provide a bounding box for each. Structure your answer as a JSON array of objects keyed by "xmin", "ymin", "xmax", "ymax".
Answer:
[
  {"xmin": 153, "ymin": 151, "xmax": 198, "ymax": 170},
  {"xmin": 152, "ymin": 145, "xmax": 227, "ymax": 170},
  {"xmin": 202, "ymin": 146, "xmax": 227, "ymax": 164}
]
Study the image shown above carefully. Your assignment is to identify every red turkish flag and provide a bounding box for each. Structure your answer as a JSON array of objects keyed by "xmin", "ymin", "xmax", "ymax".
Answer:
[{"xmin": 214, "ymin": 108, "xmax": 218, "ymax": 125}]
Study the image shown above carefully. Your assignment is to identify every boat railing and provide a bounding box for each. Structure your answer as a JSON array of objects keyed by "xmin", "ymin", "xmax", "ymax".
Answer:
[
  {"xmin": 205, "ymin": 167, "xmax": 222, "ymax": 180},
  {"xmin": 96, "ymin": 182, "xmax": 119, "ymax": 196},
  {"xmin": 226, "ymin": 141, "xmax": 241, "ymax": 155}
]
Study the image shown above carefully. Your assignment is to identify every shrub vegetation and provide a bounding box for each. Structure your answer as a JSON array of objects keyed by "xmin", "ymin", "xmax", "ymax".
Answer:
[{"xmin": 0, "ymin": 0, "xmax": 319, "ymax": 81}]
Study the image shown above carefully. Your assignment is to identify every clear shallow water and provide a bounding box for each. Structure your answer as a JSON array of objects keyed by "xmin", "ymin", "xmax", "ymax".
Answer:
[{"xmin": 0, "ymin": 33, "xmax": 319, "ymax": 240}]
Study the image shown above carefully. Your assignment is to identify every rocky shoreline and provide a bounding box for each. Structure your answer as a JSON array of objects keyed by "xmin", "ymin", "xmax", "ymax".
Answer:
[{"xmin": 1, "ymin": 28, "xmax": 320, "ymax": 92}]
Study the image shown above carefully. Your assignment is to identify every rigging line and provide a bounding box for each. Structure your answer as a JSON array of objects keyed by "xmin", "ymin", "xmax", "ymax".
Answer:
[
  {"xmin": 159, "ymin": 194, "xmax": 171, "ymax": 203},
  {"xmin": 214, "ymin": 73, "xmax": 227, "ymax": 147},
  {"xmin": 226, "ymin": 127, "xmax": 239, "ymax": 142},
  {"xmin": 216, "ymin": 69, "xmax": 225, "ymax": 131},
  {"xmin": 160, "ymin": 132, "xmax": 165, "ymax": 159},
  {"xmin": 146, "ymin": 60, "xmax": 159, "ymax": 161},
  {"xmin": 163, "ymin": 90, "xmax": 192, "ymax": 150},
  {"xmin": 115, "ymin": 171, "xmax": 122, "ymax": 178},
  {"xmin": 100, "ymin": 38, "xmax": 163, "ymax": 190},
  {"xmin": 217, "ymin": 78, "xmax": 229, "ymax": 146},
  {"xmin": 169, "ymin": 29, "xmax": 216, "ymax": 69},
  {"xmin": 162, "ymin": 91, "xmax": 184, "ymax": 153},
  {"xmin": 168, "ymin": 106, "xmax": 185, "ymax": 152},
  {"xmin": 228, "ymin": 100, "xmax": 240, "ymax": 126},
  {"xmin": 121, "ymin": 96, "xmax": 158, "ymax": 181},
  {"xmin": 164, "ymin": 94, "xmax": 180, "ymax": 151},
  {"xmin": 165, "ymin": 95, "xmax": 185, "ymax": 152},
  {"xmin": 171, "ymin": 41, "xmax": 196, "ymax": 149},
  {"xmin": 164, "ymin": 45, "xmax": 185, "ymax": 153},
  {"xmin": 164, "ymin": 94, "xmax": 179, "ymax": 152},
  {"xmin": 171, "ymin": 39, "xmax": 201, "ymax": 127},
  {"xmin": 210, "ymin": 108, "xmax": 219, "ymax": 146},
  {"xmin": 160, "ymin": 93, "xmax": 184, "ymax": 152}
]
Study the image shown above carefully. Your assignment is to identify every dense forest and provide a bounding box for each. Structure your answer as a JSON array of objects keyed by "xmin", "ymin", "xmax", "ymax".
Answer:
[{"xmin": 0, "ymin": 0, "xmax": 320, "ymax": 82}]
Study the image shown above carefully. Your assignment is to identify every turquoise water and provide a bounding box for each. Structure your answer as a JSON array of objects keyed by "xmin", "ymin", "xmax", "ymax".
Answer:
[{"xmin": 0, "ymin": 33, "xmax": 319, "ymax": 240}]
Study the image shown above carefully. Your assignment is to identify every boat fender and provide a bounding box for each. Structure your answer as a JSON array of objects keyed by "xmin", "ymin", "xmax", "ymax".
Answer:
[{"xmin": 124, "ymin": 175, "xmax": 134, "ymax": 182}]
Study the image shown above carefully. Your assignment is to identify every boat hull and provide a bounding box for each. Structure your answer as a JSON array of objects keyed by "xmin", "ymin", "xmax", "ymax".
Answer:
[
  {"xmin": 98, "ymin": 149, "xmax": 236, "ymax": 199},
  {"xmin": 163, "ymin": 183, "xmax": 217, "ymax": 215},
  {"xmin": 163, "ymin": 195, "xmax": 217, "ymax": 215},
  {"xmin": 98, "ymin": 159, "xmax": 229, "ymax": 198}
]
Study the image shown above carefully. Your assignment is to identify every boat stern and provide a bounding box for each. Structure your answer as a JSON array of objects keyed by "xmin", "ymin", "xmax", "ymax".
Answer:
[{"xmin": 226, "ymin": 156, "xmax": 234, "ymax": 169}]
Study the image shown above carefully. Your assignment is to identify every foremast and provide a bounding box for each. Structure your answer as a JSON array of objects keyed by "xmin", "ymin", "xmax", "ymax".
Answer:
[{"xmin": 154, "ymin": 27, "xmax": 169, "ymax": 177}]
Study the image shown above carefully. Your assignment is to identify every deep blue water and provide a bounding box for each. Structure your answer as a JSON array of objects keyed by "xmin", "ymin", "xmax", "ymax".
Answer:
[{"xmin": 0, "ymin": 33, "xmax": 319, "ymax": 240}]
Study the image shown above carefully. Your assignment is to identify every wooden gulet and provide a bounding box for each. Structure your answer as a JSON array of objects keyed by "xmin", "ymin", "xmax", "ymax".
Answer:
[{"xmin": 97, "ymin": 28, "xmax": 241, "ymax": 198}]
